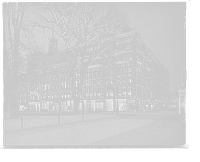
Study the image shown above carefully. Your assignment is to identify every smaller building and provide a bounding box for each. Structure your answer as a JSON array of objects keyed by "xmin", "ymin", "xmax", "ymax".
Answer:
[
  {"xmin": 180, "ymin": 88, "xmax": 186, "ymax": 107},
  {"xmin": 18, "ymin": 74, "xmax": 28, "ymax": 111}
]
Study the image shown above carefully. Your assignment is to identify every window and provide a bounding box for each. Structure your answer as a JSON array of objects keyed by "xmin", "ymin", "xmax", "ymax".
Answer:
[
  {"xmin": 105, "ymin": 90, "xmax": 108, "ymax": 96},
  {"xmin": 110, "ymin": 66, "xmax": 113, "ymax": 75},
  {"xmin": 128, "ymin": 86, "xmax": 131, "ymax": 96},
  {"xmin": 105, "ymin": 67, "xmax": 108, "ymax": 75},
  {"xmin": 128, "ymin": 74, "xmax": 131, "ymax": 83},
  {"xmin": 89, "ymin": 70, "xmax": 92, "ymax": 77},
  {"xmin": 67, "ymin": 91, "xmax": 70, "ymax": 98},
  {"xmin": 89, "ymin": 89, "xmax": 92, "ymax": 97},
  {"xmin": 105, "ymin": 77, "xmax": 108, "ymax": 85},
  {"xmin": 93, "ymin": 78, "xmax": 96, "ymax": 86},
  {"xmin": 128, "ymin": 64, "xmax": 131, "ymax": 73},
  {"xmin": 123, "ymin": 87, "xmax": 126, "ymax": 96},
  {"xmin": 64, "ymin": 74, "xmax": 66, "ymax": 80},
  {"xmin": 117, "ymin": 75, "xmax": 121, "ymax": 84},
  {"xmin": 122, "ymin": 65, "xmax": 126, "ymax": 73},
  {"xmin": 122, "ymin": 75, "xmax": 126, "ymax": 84},
  {"xmin": 93, "ymin": 69, "xmax": 96, "ymax": 77},
  {"xmin": 117, "ymin": 87, "xmax": 121, "ymax": 96},
  {"xmin": 98, "ymin": 88, "xmax": 101, "ymax": 97},
  {"xmin": 110, "ymin": 56, "xmax": 113, "ymax": 64},
  {"xmin": 97, "ymin": 78, "xmax": 101, "ymax": 86},
  {"xmin": 117, "ymin": 66, "xmax": 121, "ymax": 74},
  {"xmin": 75, "ymin": 81, "xmax": 78, "ymax": 88},
  {"xmin": 67, "ymin": 82, "xmax": 70, "ymax": 89},
  {"xmin": 110, "ymin": 90, "xmax": 113, "ymax": 96},
  {"xmin": 93, "ymin": 89, "xmax": 97, "ymax": 97},
  {"xmin": 85, "ymin": 89, "xmax": 88, "ymax": 97},
  {"xmin": 85, "ymin": 79, "xmax": 88, "ymax": 87},
  {"xmin": 85, "ymin": 71, "xmax": 88, "ymax": 78},
  {"xmin": 110, "ymin": 77, "xmax": 113, "ymax": 84},
  {"xmin": 97, "ymin": 68, "xmax": 101, "ymax": 76},
  {"xmin": 104, "ymin": 56, "xmax": 108, "ymax": 64},
  {"xmin": 89, "ymin": 79, "xmax": 92, "ymax": 87}
]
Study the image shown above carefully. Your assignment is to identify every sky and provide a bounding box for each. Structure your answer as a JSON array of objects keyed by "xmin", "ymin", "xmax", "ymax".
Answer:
[
  {"xmin": 24, "ymin": 2, "xmax": 186, "ymax": 92},
  {"xmin": 118, "ymin": 2, "xmax": 186, "ymax": 92}
]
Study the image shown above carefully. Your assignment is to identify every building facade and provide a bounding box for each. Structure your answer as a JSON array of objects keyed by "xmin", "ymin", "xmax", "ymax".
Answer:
[{"xmin": 19, "ymin": 29, "xmax": 170, "ymax": 113}]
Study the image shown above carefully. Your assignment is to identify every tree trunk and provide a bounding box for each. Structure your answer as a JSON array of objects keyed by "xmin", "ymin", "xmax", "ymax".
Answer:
[
  {"xmin": 11, "ymin": 14, "xmax": 20, "ymax": 118},
  {"xmin": 3, "ymin": 24, "xmax": 10, "ymax": 116}
]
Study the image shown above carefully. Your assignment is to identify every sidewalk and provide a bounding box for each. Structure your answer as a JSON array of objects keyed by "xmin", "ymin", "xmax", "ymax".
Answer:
[{"xmin": 4, "ymin": 113, "xmax": 117, "ymax": 131}]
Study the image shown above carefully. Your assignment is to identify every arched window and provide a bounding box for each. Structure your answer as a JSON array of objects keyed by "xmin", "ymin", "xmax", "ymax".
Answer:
[
  {"xmin": 117, "ymin": 65, "xmax": 121, "ymax": 74},
  {"xmin": 122, "ymin": 65, "xmax": 126, "ymax": 73}
]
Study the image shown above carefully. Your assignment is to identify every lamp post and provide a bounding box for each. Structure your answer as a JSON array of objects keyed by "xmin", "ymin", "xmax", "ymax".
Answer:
[
  {"xmin": 116, "ymin": 80, "xmax": 119, "ymax": 115},
  {"xmin": 178, "ymin": 74, "xmax": 181, "ymax": 114}
]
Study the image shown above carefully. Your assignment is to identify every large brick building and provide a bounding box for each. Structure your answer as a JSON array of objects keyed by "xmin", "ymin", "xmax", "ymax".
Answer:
[{"xmin": 19, "ymin": 29, "xmax": 170, "ymax": 113}]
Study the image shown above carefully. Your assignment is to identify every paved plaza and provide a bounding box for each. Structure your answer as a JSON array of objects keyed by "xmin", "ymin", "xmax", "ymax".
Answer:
[{"xmin": 4, "ymin": 110, "xmax": 185, "ymax": 148}]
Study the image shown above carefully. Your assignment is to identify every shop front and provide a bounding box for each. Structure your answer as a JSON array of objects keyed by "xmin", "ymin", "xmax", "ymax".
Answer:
[
  {"xmin": 28, "ymin": 100, "xmax": 40, "ymax": 112},
  {"xmin": 81, "ymin": 97, "xmax": 104, "ymax": 112},
  {"xmin": 18, "ymin": 103, "xmax": 28, "ymax": 111}
]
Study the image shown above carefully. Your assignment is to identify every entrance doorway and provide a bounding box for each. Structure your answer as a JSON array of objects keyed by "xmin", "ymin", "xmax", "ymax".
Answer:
[
  {"xmin": 106, "ymin": 99, "xmax": 113, "ymax": 111},
  {"xmin": 118, "ymin": 99, "xmax": 126, "ymax": 111}
]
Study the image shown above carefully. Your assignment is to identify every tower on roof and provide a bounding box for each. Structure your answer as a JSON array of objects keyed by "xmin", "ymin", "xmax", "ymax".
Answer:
[{"xmin": 48, "ymin": 30, "xmax": 58, "ymax": 54}]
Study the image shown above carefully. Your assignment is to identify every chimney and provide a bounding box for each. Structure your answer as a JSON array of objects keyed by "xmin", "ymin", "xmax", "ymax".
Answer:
[
  {"xmin": 122, "ymin": 25, "xmax": 131, "ymax": 33},
  {"xmin": 48, "ymin": 31, "xmax": 58, "ymax": 54}
]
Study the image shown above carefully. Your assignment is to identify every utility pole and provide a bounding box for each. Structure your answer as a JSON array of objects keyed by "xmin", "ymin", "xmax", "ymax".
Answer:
[{"xmin": 178, "ymin": 74, "xmax": 181, "ymax": 114}]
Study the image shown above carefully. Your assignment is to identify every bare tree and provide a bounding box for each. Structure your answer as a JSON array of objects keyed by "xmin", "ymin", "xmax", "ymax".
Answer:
[
  {"xmin": 3, "ymin": 2, "xmax": 44, "ymax": 117},
  {"xmin": 27, "ymin": 2, "xmax": 131, "ymax": 112}
]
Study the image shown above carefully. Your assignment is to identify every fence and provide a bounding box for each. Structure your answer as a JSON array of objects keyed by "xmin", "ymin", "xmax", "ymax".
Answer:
[{"xmin": 4, "ymin": 112, "xmax": 117, "ymax": 131}]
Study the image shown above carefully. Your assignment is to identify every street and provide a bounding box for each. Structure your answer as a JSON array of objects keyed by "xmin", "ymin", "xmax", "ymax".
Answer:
[{"xmin": 4, "ymin": 113, "xmax": 186, "ymax": 148}]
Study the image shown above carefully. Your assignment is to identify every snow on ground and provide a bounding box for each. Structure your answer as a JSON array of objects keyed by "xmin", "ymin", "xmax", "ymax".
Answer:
[
  {"xmin": 4, "ymin": 118, "xmax": 153, "ymax": 146},
  {"xmin": 4, "ymin": 112, "xmax": 184, "ymax": 147}
]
